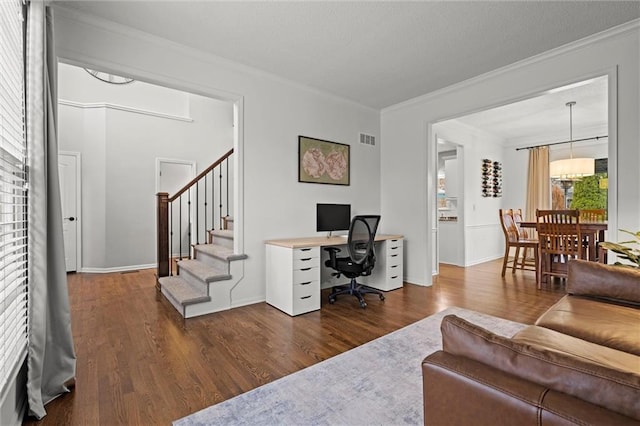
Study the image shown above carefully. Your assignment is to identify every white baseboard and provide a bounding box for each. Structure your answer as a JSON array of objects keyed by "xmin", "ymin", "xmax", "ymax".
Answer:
[
  {"xmin": 79, "ymin": 263, "xmax": 156, "ymax": 274},
  {"xmin": 464, "ymin": 255, "xmax": 503, "ymax": 267}
]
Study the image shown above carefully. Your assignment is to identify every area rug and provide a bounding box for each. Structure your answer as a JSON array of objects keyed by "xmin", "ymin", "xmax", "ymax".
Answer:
[{"xmin": 174, "ymin": 307, "xmax": 526, "ymax": 426}]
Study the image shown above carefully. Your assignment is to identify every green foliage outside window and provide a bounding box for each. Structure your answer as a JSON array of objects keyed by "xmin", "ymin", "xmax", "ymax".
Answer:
[{"xmin": 570, "ymin": 174, "xmax": 607, "ymax": 210}]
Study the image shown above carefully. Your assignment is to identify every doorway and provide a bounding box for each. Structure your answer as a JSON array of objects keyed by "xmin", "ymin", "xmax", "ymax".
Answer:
[
  {"xmin": 59, "ymin": 152, "xmax": 81, "ymax": 272},
  {"xmin": 427, "ymin": 73, "xmax": 615, "ymax": 276}
]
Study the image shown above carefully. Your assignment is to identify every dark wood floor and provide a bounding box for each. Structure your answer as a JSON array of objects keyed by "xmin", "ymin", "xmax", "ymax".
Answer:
[{"xmin": 24, "ymin": 259, "xmax": 566, "ymax": 425}]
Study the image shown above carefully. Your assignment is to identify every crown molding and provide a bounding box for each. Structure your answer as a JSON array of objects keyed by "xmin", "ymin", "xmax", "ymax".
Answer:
[
  {"xmin": 382, "ymin": 19, "xmax": 640, "ymax": 114},
  {"xmin": 58, "ymin": 99, "xmax": 193, "ymax": 122}
]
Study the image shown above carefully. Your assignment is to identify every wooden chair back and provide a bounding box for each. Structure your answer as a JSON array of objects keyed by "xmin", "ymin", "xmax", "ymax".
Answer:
[
  {"xmin": 512, "ymin": 208, "xmax": 529, "ymax": 238},
  {"xmin": 579, "ymin": 209, "xmax": 606, "ymax": 222},
  {"xmin": 536, "ymin": 209, "xmax": 582, "ymax": 258},
  {"xmin": 499, "ymin": 209, "xmax": 519, "ymax": 242}
]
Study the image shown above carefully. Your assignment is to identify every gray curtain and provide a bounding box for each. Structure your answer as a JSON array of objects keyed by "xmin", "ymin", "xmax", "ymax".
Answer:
[{"xmin": 26, "ymin": 2, "xmax": 76, "ymax": 419}]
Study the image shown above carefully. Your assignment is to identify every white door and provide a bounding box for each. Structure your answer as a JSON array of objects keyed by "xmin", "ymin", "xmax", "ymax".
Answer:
[{"xmin": 59, "ymin": 153, "xmax": 80, "ymax": 272}]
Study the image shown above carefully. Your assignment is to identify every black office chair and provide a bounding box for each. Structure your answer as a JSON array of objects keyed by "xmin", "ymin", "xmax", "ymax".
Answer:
[{"xmin": 324, "ymin": 215, "xmax": 385, "ymax": 308}]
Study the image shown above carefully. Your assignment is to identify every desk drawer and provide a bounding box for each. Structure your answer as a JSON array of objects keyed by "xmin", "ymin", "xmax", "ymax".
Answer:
[
  {"xmin": 388, "ymin": 251, "xmax": 403, "ymax": 267},
  {"xmin": 292, "ymin": 280, "xmax": 320, "ymax": 315},
  {"xmin": 386, "ymin": 241, "xmax": 402, "ymax": 255},
  {"xmin": 293, "ymin": 266, "xmax": 319, "ymax": 284},
  {"xmin": 293, "ymin": 247, "xmax": 320, "ymax": 260},
  {"xmin": 387, "ymin": 263, "xmax": 402, "ymax": 277},
  {"xmin": 293, "ymin": 256, "xmax": 320, "ymax": 270},
  {"xmin": 386, "ymin": 273, "xmax": 403, "ymax": 290}
]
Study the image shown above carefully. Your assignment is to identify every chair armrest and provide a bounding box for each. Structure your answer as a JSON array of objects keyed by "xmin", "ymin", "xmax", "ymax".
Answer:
[{"xmin": 323, "ymin": 246, "xmax": 341, "ymax": 269}]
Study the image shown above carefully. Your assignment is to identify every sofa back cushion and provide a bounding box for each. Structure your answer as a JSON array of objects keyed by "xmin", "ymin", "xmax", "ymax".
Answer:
[
  {"xmin": 568, "ymin": 259, "xmax": 640, "ymax": 304},
  {"xmin": 441, "ymin": 314, "xmax": 640, "ymax": 420}
]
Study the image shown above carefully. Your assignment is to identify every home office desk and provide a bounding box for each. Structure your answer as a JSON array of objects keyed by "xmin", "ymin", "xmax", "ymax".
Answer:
[{"xmin": 265, "ymin": 234, "xmax": 404, "ymax": 316}]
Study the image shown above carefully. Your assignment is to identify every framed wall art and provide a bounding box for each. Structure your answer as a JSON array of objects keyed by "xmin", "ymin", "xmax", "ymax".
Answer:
[{"xmin": 298, "ymin": 136, "xmax": 350, "ymax": 185}]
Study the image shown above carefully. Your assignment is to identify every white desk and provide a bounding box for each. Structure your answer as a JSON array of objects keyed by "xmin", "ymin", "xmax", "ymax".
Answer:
[{"xmin": 265, "ymin": 234, "xmax": 404, "ymax": 316}]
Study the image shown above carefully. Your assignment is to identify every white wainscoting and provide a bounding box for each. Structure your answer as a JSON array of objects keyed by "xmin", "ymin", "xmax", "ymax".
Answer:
[{"xmin": 465, "ymin": 223, "xmax": 504, "ymax": 267}]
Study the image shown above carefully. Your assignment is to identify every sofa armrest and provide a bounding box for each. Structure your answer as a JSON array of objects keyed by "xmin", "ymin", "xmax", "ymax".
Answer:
[
  {"xmin": 422, "ymin": 351, "xmax": 638, "ymax": 426},
  {"xmin": 568, "ymin": 260, "xmax": 640, "ymax": 304}
]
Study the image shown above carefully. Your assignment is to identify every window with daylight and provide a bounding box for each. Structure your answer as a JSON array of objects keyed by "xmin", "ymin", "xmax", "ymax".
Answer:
[{"xmin": 0, "ymin": 0, "xmax": 28, "ymax": 395}]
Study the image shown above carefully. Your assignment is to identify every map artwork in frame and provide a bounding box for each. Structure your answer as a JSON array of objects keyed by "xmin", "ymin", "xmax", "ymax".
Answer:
[{"xmin": 298, "ymin": 136, "xmax": 350, "ymax": 186}]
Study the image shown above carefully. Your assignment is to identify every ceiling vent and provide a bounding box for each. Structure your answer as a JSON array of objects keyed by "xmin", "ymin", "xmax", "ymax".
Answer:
[{"xmin": 359, "ymin": 133, "xmax": 376, "ymax": 146}]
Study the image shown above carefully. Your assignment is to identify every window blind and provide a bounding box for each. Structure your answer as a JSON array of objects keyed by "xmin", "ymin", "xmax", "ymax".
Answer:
[{"xmin": 0, "ymin": 0, "xmax": 28, "ymax": 395}]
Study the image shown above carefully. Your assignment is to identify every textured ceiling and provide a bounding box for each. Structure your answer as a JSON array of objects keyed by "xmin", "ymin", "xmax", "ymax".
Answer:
[{"xmin": 55, "ymin": 1, "xmax": 639, "ymax": 109}]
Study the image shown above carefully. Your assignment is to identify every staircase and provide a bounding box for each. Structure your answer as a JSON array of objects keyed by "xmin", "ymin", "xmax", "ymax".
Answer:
[
  {"xmin": 156, "ymin": 149, "xmax": 247, "ymax": 318},
  {"xmin": 158, "ymin": 218, "xmax": 247, "ymax": 318}
]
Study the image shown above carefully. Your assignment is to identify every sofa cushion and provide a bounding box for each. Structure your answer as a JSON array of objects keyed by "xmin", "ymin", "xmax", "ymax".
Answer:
[
  {"xmin": 568, "ymin": 260, "xmax": 640, "ymax": 304},
  {"xmin": 441, "ymin": 314, "xmax": 640, "ymax": 420},
  {"xmin": 535, "ymin": 296, "xmax": 640, "ymax": 356},
  {"xmin": 512, "ymin": 325, "xmax": 640, "ymax": 373}
]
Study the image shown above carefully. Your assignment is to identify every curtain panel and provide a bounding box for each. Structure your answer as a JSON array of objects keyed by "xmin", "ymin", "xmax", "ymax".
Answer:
[
  {"xmin": 525, "ymin": 146, "xmax": 551, "ymax": 223},
  {"xmin": 26, "ymin": 2, "xmax": 76, "ymax": 419}
]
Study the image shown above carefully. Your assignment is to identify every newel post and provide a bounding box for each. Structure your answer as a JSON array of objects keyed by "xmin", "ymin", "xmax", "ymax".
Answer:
[{"xmin": 157, "ymin": 192, "xmax": 169, "ymax": 277}]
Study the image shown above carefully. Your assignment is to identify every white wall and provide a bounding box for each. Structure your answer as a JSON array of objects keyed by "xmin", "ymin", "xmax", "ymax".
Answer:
[
  {"xmin": 382, "ymin": 23, "xmax": 640, "ymax": 285},
  {"xmin": 58, "ymin": 63, "xmax": 234, "ymax": 271},
  {"xmin": 53, "ymin": 8, "xmax": 381, "ymax": 305}
]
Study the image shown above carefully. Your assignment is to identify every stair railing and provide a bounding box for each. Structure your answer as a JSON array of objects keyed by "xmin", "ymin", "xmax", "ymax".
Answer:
[{"xmin": 157, "ymin": 148, "xmax": 234, "ymax": 277}]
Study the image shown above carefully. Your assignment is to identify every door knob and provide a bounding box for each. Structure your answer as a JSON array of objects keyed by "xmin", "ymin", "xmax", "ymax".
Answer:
[{"xmin": 65, "ymin": 217, "xmax": 75, "ymax": 221}]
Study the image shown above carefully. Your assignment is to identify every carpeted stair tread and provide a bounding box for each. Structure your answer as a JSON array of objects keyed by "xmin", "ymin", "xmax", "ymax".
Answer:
[
  {"xmin": 178, "ymin": 259, "xmax": 232, "ymax": 282},
  {"xmin": 158, "ymin": 276, "xmax": 210, "ymax": 306},
  {"xmin": 209, "ymin": 229, "xmax": 234, "ymax": 239},
  {"xmin": 194, "ymin": 243, "xmax": 248, "ymax": 261}
]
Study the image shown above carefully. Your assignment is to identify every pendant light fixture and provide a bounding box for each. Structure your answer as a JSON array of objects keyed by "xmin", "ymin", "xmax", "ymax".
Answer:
[{"xmin": 549, "ymin": 101, "xmax": 595, "ymax": 180}]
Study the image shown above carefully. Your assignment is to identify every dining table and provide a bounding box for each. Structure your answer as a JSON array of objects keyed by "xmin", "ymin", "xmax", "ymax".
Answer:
[{"xmin": 519, "ymin": 220, "xmax": 608, "ymax": 262}]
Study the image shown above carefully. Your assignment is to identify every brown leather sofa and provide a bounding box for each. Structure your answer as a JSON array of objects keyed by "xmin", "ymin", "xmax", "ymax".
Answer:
[{"xmin": 422, "ymin": 260, "xmax": 640, "ymax": 425}]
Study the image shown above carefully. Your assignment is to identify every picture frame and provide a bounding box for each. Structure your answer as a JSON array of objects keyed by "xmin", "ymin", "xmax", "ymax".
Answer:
[{"xmin": 298, "ymin": 136, "xmax": 350, "ymax": 185}]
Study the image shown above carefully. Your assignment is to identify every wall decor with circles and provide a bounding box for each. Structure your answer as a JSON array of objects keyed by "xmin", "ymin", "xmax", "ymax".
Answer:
[{"xmin": 481, "ymin": 159, "xmax": 502, "ymax": 198}]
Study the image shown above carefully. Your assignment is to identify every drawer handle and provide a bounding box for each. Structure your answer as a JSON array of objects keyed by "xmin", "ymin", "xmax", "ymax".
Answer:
[
  {"xmin": 300, "ymin": 267, "xmax": 312, "ymax": 271},
  {"xmin": 391, "ymin": 275, "xmax": 398, "ymax": 279},
  {"xmin": 391, "ymin": 239, "xmax": 398, "ymax": 242},
  {"xmin": 300, "ymin": 248, "xmax": 312, "ymax": 251},
  {"xmin": 300, "ymin": 257, "xmax": 312, "ymax": 261},
  {"xmin": 391, "ymin": 265, "xmax": 398, "ymax": 268},
  {"xmin": 391, "ymin": 254, "xmax": 398, "ymax": 257},
  {"xmin": 391, "ymin": 247, "xmax": 398, "ymax": 250},
  {"xmin": 300, "ymin": 281, "xmax": 312, "ymax": 286},
  {"xmin": 300, "ymin": 295, "xmax": 311, "ymax": 300}
]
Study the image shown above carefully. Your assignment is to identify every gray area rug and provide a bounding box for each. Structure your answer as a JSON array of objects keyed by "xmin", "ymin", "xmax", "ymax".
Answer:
[{"xmin": 174, "ymin": 307, "xmax": 526, "ymax": 426}]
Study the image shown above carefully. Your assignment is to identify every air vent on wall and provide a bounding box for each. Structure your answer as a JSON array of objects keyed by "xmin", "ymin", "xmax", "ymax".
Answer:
[{"xmin": 359, "ymin": 132, "xmax": 376, "ymax": 146}]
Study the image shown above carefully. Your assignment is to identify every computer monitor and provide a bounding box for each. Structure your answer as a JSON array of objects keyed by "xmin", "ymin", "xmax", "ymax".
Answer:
[{"xmin": 316, "ymin": 203, "xmax": 351, "ymax": 235}]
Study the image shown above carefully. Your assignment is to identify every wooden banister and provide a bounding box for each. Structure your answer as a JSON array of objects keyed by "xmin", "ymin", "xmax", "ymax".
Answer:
[
  {"xmin": 168, "ymin": 148, "xmax": 233, "ymax": 202},
  {"xmin": 157, "ymin": 192, "xmax": 169, "ymax": 277},
  {"xmin": 157, "ymin": 148, "xmax": 235, "ymax": 278}
]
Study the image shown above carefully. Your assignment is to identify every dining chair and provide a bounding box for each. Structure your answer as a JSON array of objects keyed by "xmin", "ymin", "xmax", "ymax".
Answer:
[
  {"xmin": 499, "ymin": 209, "xmax": 538, "ymax": 280},
  {"xmin": 578, "ymin": 209, "xmax": 607, "ymax": 262},
  {"xmin": 535, "ymin": 209, "xmax": 583, "ymax": 289},
  {"xmin": 579, "ymin": 209, "xmax": 606, "ymax": 222}
]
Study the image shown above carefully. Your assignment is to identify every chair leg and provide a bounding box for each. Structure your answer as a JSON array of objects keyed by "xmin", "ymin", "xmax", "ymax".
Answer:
[
  {"xmin": 536, "ymin": 247, "xmax": 542, "ymax": 290},
  {"xmin": 512, "ymin": 246, "xmax": 520, "ymax": 273},
  {"xmin": 329, "ymin": 278, "xmax": 384, "ymax": 309},
  {"xmin": 501, "ymin": 244, "xmax": 510, "ymax": 277},
  {"xmin": 520, "ymin": 247, "xmax": 528, "ymax": 269},
  {"xmin": 533, "ymin": 248, "xmax": 539, "ymax": 288}
]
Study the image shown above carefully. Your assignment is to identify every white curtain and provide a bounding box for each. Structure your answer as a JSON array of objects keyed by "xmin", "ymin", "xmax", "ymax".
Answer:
[
  {"xmin": 525, "ymin": 146, "xmax": 551, "ymax": 222},
  {"xmin": 26, "ymin": 2, "xmax": 76, "ymax": 419}
]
